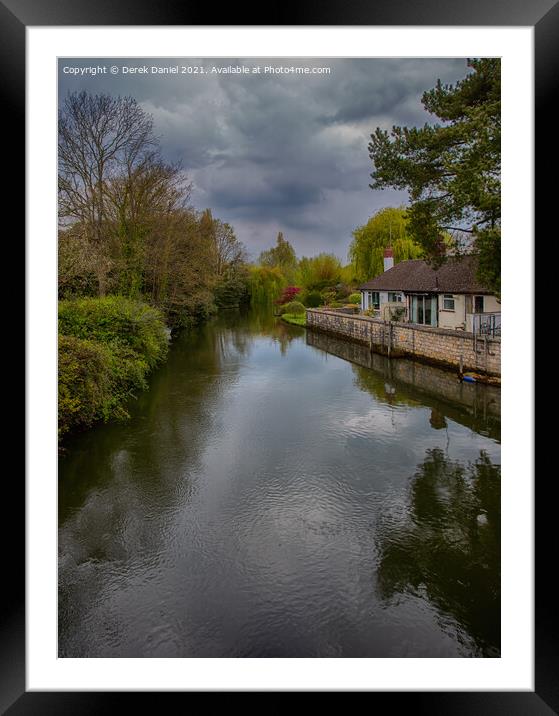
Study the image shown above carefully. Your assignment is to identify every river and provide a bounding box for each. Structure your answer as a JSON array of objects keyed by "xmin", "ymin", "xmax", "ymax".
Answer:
[{"xmin": 59, "ymin": 308, "xmax": 500, "ymax": 658}]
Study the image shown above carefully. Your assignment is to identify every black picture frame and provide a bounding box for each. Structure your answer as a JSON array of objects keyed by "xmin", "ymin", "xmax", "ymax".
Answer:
[{"xmin": 7, "ymin": 0, "xmax": 551, "ymax": 710}]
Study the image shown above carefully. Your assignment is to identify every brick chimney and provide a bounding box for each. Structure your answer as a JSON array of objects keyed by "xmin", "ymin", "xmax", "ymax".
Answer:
[{"xmin": 383, "ymin": 247, "xmax": 394, "ymax": 272}]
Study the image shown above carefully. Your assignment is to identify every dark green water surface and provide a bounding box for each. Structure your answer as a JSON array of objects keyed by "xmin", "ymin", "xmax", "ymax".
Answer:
[{"xmin": 59, "ymin": 309, "xmax": 500, "ymax": 657}]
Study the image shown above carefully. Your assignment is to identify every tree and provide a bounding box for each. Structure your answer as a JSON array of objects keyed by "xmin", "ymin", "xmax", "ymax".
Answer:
[
  {"xmin": 109, "ymin": 157, "xmax": 190, "ymax": 296},
  {"xmin": 296, "ymin": 253, "xmax": 342, "ymax": 291},
  {"xmin": 259, "ymin": 232, "xmax": 298, "ymax": 281},
  {"xmin": 349, "ymin": 206, "xmax": 423, "ymax": 282},
  {"xmin": 368, "ymin": 59, "xmax": 501, "ymax": 294},
  {"xmin": 58, "ymin": 90, "xmax": 251, "ymax": 326},
  {"xmin": 198, "ymin": 208, "xmax": 247, "ymax": 276},
  {"xmin": 59, "ymin": 91, "xmax": 159, "ymax": 294},
  {"xmin": 213, "ymin": 218, "xmax": 247, "ymax": 278},
  {"xmin": 143, "ymin": 207, "xmax": 216, "ymax": 326},
  {"xmin": 247, "ymin": 266, "xmax": 286, "ymax": 305},
  {"xmin": 58, "ymin": 224, "xmax": 99, "ymax": 298}
]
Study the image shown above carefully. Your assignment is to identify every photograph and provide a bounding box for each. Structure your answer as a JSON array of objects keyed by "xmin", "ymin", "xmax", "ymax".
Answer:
[
  {"xmin": 6, "ymin": 1, "xmax": 549, "ymax": 702},
  {"xmin": 56, "ymin": 56, "xmax": 502, "ymax": 659}
]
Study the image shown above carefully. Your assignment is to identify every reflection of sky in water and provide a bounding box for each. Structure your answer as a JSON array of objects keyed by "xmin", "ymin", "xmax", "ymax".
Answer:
[{"xmin": 59, "ymin": 315, "xmax": 500, "ymax": 658}]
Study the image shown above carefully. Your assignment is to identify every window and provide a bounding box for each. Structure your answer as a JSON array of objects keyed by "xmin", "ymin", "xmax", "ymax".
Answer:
[
  {"xmin": 443, "ymin": 294, "xmax": 455, "ymax": 311},
  {"xmin": 411, "ymin": 295, "xmax": 438, "ymax": 327},
  {"xmin": 474, "ymin": 295, "xmax": 484, "ymax": 313},
  {"xmin": 388, "ymin": 292, "xmax": 402, "ymax": 303},
  {"xmin": 368, "ymin": 291, "xmax": 380, "ymax": 309}
]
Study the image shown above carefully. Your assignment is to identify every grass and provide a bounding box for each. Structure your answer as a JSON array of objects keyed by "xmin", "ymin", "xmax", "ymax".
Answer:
[{"xmin": 280, "ymin": 313, "xmax": 306, "ymax": 326}]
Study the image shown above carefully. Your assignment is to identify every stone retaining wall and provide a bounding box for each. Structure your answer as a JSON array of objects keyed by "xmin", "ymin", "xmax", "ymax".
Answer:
[{"xmin": 306, "ymin": 309, "xmax": 501, "ymax": 377}]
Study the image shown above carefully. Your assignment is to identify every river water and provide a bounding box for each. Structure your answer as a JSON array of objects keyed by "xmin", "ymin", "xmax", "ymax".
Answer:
[{"xmin": 59, "ymin": 309, "xmax": 500, "ymax": 658}]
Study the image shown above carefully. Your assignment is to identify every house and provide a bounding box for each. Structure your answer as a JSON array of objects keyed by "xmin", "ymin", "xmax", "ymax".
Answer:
[{"xmin": 359, "ymin": 249, "xmax": 500, "ymax": 335}]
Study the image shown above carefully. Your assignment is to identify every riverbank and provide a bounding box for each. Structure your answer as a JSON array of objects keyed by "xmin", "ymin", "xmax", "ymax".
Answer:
[
  {"xmin": 306, "ymin": 308, "xmax": 501, "ymax": 380},
  {"xmin": 58, "ymin": 296, "xmax": 169, "ymax": 442},
  {"xmin": 280, "ymin": 313, "xmax": 306, "ymax": 326}
]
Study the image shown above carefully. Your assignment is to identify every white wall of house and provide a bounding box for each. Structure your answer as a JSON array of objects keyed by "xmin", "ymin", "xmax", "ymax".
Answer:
[
  {"xmin": 483, "ymin": 295, "xmax": 501, "ymax": 313},
  {"xmin": 438, "ymin": 294, "xmax": 501, "ymax": 331},
  {"xmin": 438, "ymin": 294, "xmax": 467, "ymax": 330},
  {"xmin": 361, "ymin": 289, "xmax": 500, "ymax": 333},
  {"xmin": 464, "ymin": 294, "xmax": 501, "ymax": 333},
  {"xmin": 463, "ymin": 294, "xmax": 501, "ymax": 316}
]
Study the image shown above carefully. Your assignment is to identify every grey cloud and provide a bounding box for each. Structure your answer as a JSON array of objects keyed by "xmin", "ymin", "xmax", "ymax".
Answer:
[{"xmin": 58, "ymin": 57, "xmax": 472, "ymax": 261}]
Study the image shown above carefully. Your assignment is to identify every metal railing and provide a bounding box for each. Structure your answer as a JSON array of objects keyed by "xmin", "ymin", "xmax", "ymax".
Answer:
[{"xmin": 471, "ymin": 312, "xmax": 501, "ymax": 338}]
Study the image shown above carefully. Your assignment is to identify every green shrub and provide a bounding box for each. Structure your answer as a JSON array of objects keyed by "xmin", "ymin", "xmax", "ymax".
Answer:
[
  {"xmin": 58, "ymin": 296, "xmax": 168, "ymax": 368},
  {"xmin": 58, "ymin": 296, "xmax": 170, "ymax": 441},
  {"xmin": 303, "ymin": 291, "xmax": 322, "ymax": 308},
  {"xmin": 348, "ymin": 292, "xmax": 361, "ymax": 304},
  {"xmin": 282, "ymin": 300, "xmax": 306, "ymax": 315},
  {"xmin": 321, "ymin": 290, "xmax": 337, "ymax": 305},
  {"xmin": 58, "ymin": 335, "xmax": 113, "ymax": 438},
  {"xmin": 388, "ymin": 305, "xmax": 406, "ymax": 322},
  {"xmin": 281, "ymin": 314, "xmax": 306, "ymax": 326},
  {"xmin": 323, "ymin": 283, "xmax": 351, "ymax": 300}
]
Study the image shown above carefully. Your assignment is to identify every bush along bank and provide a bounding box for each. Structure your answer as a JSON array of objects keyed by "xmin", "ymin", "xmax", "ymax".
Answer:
[
  {"xmin": 280, "ymin": 314, "xmax": 306, "ymax": 326},
  {"xmin": 278, "ymin": 300, "xmax": 307, "ymax": 326},
  {"xmin": 58, "ymin": 296, "xmax": 169, "ymax": 442}
]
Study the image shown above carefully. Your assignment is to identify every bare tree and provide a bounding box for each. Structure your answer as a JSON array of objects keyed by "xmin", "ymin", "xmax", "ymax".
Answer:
[
  {"xmin": 58, "ymin": 91, "xmax": 157, "ymax": 294},
  {"xmin": 58, "ymin": 90, "xmax": 237, "ymax": 324}
]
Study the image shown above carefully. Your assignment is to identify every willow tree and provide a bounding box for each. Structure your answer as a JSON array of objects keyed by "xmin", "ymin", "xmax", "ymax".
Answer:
[
  {"xmin": 368, "ymin": 59, "xmax": 501, "ymax": 294},
  {"xmin": 349, "ymin": 206, "xmax": 423, "ymax": 283},
  {"xmin": 247, "ymin": 266, "xmax": 285, "ymax": 306}
]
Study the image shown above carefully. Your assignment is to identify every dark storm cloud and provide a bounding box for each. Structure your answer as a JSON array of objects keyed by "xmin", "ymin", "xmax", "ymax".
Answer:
[{"xmin": 58, "ymin": 57, "xmax": 469, "ymax": 261}]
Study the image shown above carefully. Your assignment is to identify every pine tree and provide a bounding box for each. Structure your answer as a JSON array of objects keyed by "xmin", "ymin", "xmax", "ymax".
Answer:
[{"xmin": 369, "ymin": 59, "xmax": 501, "ymax": 294}]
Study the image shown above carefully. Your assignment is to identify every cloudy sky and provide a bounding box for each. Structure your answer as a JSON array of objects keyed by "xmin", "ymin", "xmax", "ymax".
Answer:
[{"xmin": 58, "ymin": 58, "xmax": 470, "ymax": 262}]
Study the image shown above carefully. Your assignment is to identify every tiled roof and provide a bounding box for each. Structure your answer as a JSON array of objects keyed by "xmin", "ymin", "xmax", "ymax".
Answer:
[{"xmin": 359, "ymin": 255, "xmax": 493, "ymax": 294}]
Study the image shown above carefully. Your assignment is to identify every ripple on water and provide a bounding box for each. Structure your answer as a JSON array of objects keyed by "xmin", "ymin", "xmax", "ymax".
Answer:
[{"xmin": 59, "ymin": 311, "xmax": 500, "ymax": 658}]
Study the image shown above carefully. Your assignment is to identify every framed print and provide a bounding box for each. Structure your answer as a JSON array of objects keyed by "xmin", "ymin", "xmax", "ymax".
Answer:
[{"xmin": 6, "ymin": 0, "xmax": 552, "ymax": 709}]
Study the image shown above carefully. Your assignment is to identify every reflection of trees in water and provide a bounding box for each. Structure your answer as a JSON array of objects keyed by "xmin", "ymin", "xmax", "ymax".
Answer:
[
  {"xmin": 352, "ymin": 361, "xmax": 500, "ymax": 441},
  {"xmin": 376, "ymin": 448, "xmax": 500, "ymax": 656},
  {"xmin": 352, "ymin": 363, "xmax": 419, "ymax": 408},
  {"xmin": 59, "ymin": 308, "xmax": 301, "ymax": 521},
  {"xmin": 306, "ymin": 329, "xmax": 500, "ymax": 440},
  {"xmin": 216, "ymin": 307, "xmax": 302, "ymax": 357},
  {"xmin": 429, "ymin": 408, "xmax": 447, "ymax": 430},
  {"xmin": 59, "ymin": 319, "xmax": 243, "ymax": 521},
  {"xmin": 269, "ymin": 320, "xmax": 303, "ymax": 356}
]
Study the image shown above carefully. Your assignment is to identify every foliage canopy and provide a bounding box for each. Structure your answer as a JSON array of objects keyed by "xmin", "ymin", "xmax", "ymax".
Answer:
[
  {"xmin": 368, "ymin": 59, "xmax": 501, "ymax": 293},
  {"xmin": 259, "ymin": 232, "xmax": 298, "ymax": 282},
  {"xmin": 349, "ymin": 207, "xmax": 423, "ymax": 282}
]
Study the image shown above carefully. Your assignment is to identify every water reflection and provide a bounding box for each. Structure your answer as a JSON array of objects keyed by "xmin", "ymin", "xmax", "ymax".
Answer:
[
  {"xmin": 59, "ymin": 309, "xmax": 500, "ymax": 658},
  {"xmin": 306, "ymin": 329, "xmax": 500, "ymax": 441},
  {"xmin": 376, "ymin": 448, "xmax": 500, "ymax": 656},
  {"xmin": 429, "ymin": 408, "xmax": 448, "ymax": 430}
]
